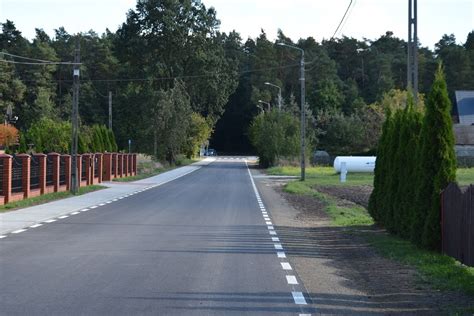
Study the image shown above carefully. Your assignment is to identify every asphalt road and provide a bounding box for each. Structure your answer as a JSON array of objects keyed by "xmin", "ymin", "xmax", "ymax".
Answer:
[{"xmin": 0, "ymin": 159, "xmax": 315, "ymax": 315}]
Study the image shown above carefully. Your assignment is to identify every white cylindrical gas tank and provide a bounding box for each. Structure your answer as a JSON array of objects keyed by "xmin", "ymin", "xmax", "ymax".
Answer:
[{"xmin": 333, "ymin": 156, "xmax": 376, "ymax": 173}]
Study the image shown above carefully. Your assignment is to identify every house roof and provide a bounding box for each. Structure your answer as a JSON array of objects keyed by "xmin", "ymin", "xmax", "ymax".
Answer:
[{"xmin": 456, "ymin": 91, "xmax": 474, "ymax": 125}]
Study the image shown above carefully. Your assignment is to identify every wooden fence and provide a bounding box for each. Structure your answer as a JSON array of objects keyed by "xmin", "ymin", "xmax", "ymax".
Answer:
[
  {"xmin": 0, "ymin": 153, "xmax": 137, "ymax": 206},
  {"xmin": 441, "ymin": 183, "xmax": 474, "ymax": 267}
]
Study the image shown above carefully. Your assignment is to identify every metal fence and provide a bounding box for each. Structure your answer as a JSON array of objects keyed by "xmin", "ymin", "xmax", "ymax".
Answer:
[
  {"xmin": 11, "ymin": 156, "xmax": 23, "ymax": 193},
  {"xmin": 59, "ymin": 156, "xmax": 67, "ymax": 186},
  {"xmin": 30, "ymin": 155, "xmax": 40, "ymax": 190},
  {"xmin": 81, "ymin": 157, "xmax": 87, "ymax": 181},
  {"xmin": 46, "ymin": 156, "xmax": 54, "ymax": 186},
  {"xmin": 112, "ymin": 155, "xmax": 116, "ymax": 176},
  {"xmin": 94, "ymin": 155, "xmax": 99, "ymax": 178},
  {"xmin": 442, "ymin": 183, "xmax": 474, "ymax": 267}
]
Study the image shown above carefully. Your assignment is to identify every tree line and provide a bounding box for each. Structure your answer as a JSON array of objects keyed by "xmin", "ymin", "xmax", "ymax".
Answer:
[{"xmin": 1, "ymin": 0, "xmax": 473, "ymax": 160}]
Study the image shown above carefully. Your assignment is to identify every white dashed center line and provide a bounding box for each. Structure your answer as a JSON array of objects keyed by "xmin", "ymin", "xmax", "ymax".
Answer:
[
  {"xmin": 30, "ymin": 224, "xmax": 43, "ymax": 228},
  {"xmin": 277, "ymin": 252, "xmax": 286, "ymax": 258},
  {"xmin": 274, "ymin": 244, "xmax": 283, "ymax": 250},
  {"xmin": 44, "ymin": 219, "xmax": 56, "ymax": 223},
  {"xmin": 58, "ymin": 215, "xmax": 69, "ymax": 219}
]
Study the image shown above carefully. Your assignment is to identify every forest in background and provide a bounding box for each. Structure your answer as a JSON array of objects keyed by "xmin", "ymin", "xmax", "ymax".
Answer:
[{"xmin": 1, "ymin": 0, "xmax": 473, "ymax": 159}]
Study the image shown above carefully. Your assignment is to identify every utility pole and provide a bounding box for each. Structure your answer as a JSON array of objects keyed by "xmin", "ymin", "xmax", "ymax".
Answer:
[
  {"xmin": 71, "ymin": 37, "xmax": 80, "ymax": 194},
  {"xmin": 407, "ymin": 0, "xmax": 418, "ymax": 103},
  {"xmin": 108, "ymin": 91, "xmax": 112, "ymax": 130},
  {"xmin": 277, "ymin": 43, "xmax": 306, "ymax": 181},
  {"xmin": 300, "ymin": 50, "xmax": 306, "ymax": 181}
]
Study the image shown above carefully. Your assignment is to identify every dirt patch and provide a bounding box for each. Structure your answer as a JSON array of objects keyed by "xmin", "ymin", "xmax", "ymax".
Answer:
[
  {"xmin": 316, "ymin": 185, "xmax": 373, "ymax": 208},
  {"xmin": 264, "ymin": 182, "xmax": 473, "ymax": 315}
]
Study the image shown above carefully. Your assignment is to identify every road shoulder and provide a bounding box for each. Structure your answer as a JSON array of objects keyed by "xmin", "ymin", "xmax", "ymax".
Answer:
[{"xmin": 251, "ymin": 166, "xmax": 473, "ymax": 315}]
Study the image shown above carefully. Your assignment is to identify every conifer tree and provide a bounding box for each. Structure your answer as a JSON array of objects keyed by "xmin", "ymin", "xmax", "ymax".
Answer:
[{"xmin": 420, "ymin": 65, "xmax": 457, "ymax": 250}]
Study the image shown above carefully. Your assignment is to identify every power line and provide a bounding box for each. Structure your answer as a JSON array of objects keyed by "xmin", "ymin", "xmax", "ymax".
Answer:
[
  {"xmin": 331, "ymin": 0, "xmax": 354, "ymax": 39},
  {"xmin": 0, "ymin": 52, "xmax": 81, "ymax": 65}
]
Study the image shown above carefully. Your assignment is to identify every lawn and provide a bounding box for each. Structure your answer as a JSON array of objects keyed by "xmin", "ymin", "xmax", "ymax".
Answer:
[{"xmin": 268, "ymin": 165, "xmax": 474, "ymax": 186}]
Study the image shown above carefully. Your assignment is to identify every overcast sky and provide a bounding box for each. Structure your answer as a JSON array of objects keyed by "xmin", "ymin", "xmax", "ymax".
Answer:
[{"xmin": 1, "ymin": 0, "xmax": 472, "ymax": 48}]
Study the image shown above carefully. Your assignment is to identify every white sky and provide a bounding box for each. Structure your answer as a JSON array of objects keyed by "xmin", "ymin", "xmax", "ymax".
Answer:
[{"xmin": 0, "ymin": 0, "xmax": 473, "ymax": 48}]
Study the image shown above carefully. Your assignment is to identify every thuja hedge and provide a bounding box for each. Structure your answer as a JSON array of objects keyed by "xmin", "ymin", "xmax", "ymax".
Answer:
[{"xmin": 368, "ymin": 64, "xmax": 457, "ymax": 251}]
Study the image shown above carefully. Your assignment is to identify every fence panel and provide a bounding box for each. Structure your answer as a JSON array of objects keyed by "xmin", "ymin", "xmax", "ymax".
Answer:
[
  {"xmin": 442, "ymin": 183, "xmax": 474, "ymax": 267},
  {"xmin": 30, "ymin": 155, "xmax": 40, "ymax": 190},
  {"xmin": 46, "ymin": 156, "xmax": 54, "ymax": 186},
  {"xmin": 11, "ymin": 156, "xmax": 23, "ymax": 193},
  {"xmin": 59, "ymin": 156, "xmax": 66, "ymax": 185},
  {"xmin": 81, "ymin": 156, "xmax": 87, "ymax": 181},
  {"xmin": 94, "ymin": 155, "xmax": 99, "ymax": 178}
]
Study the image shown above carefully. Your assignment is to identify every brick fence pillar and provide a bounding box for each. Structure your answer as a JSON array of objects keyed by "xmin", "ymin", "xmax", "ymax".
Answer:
[
  {"xmin": 132, "ymin": 154, "xmax": 137, "ymax": 176},
  {"xmin": 123, "ymin": 154, "xmax": 129, "ymax": 177},
  {"xmin": 0, "ymin": 154, "xmax": 12, "ymax": 204},
  {"xmin": 103, "ymin": 153, "xmax": 112, "ymax": 181},
  {"xmin": 16, "ymin": 154, "xmax": 31, "ymax": 199},
  {"xmin": 118, "ymin": 154, "xmax": 123, "ymax": 178},
  {"xmin": 62, "ymin": 155, "xmax": 71, "ymax": 190},
  {"xmin": 48, "ymin": 153, "xmax": 60, "ymax": 192},
  {"xmin": 33, "ymin": 153, "xmax": 47, "ymax": 194}
]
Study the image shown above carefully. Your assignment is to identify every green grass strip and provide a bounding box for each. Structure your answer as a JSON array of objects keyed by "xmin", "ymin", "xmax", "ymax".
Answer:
[
  {"xmin": 0, "ymin": 185, "xmax": 106, "ymax": 213},
  {"xmin": 364, "ymin": 232, "xmax": 474, "ymax": 297}
]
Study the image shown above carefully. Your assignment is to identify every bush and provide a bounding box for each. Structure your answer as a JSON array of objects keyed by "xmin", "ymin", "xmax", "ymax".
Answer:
[
  {"xmin": 25, "ymin": 117, "xmax": 71, "ymax": 153},
  {"xmin": 249, "ymin": 109, "xmax": 300, "ymax": 167},
  {"xmin": 0, "ymin": 124, "xmax": 19, "ymax": 149}
]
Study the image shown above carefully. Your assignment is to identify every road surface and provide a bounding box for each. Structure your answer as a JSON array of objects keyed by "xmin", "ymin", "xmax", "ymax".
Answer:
[{"xmin": 0, "ymin": 159, "xmax": 315, "ymax": 315}]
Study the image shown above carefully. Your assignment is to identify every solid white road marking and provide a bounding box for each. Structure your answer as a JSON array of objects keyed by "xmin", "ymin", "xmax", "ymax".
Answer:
[
  {"xmin": 269, "ymin": 231, "xmax": 277, "ymax": 235},
  {"xmin": 268, "ymin": 226, "xmax": 274, "ymax": 230},
  {"xmin": 292, "ymin": 292, "xmax": 307, "ymax": 305},
  {"xmin": 277, "ymin": 252, "xmax": 286, "ymax": 258},
  {"xmin": 281, "ymin": 262, "xmax": 292, "ymax": 270},
  {"xmin": 12, "ymin": 229, "xmax": 26, "ymax": 234},
  {"xmin": 30, "ymin": 224, "xmax": 43, "ymax": 228},
  {"xmin": 266, "ymin": 221, "xmax": 272, "ymax": 225},
  {"xmin": 274, "ymin": 244, "xmax": 283, "ymax": 250},
  {"xmin": 58, "ymin": 215, "xmax": 69, "ymax": 219},
  {"xmin": 272, "ymin": 237, "xmax": 280, "ymax": 242},
  {"xmin": 44, "ymin": 219, "xmax": 56, "ymax": 223},
  {"xmin": 286, "ymin": 275, "xmax": 298, "ymax": 285}
]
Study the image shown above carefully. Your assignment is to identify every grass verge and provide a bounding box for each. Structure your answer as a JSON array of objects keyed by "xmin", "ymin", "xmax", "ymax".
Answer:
[
  {"xmin": 0, "ymin": 185, "xmax": 106, "ymax": 213},
  {"xmin": 268, "ymin": 165, "xmax": 474, "ymax": 186},
  {"xmin": 283, "ymin": 178, "xmax": 374, "ymax": 226},
  {"xmin": 364, "ymin": 232, "xmax": 474, "ymax": 298},
  {"xmin": 276, "ymin": 165, "xmax": 474, "ymax": 301}
]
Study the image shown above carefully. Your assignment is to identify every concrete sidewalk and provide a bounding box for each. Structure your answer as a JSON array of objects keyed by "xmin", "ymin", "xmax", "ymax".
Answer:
[{"xmin": 0, "ymin": 158, "xmax": 215, "ymax": 235}]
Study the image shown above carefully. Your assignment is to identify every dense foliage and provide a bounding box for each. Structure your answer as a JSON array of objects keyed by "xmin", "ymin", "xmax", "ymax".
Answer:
[{"xmin": 369, "ymin": 66, "xmax": 457, "ymax": 251}]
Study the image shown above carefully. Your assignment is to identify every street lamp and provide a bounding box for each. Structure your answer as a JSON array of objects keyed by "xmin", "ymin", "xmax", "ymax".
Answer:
[
  {"xmin": 264, "ymin": 82, "xmax": 282, "ymax": 111},
  {"xmin": 258, "ymin": 100, "xmax": 271, "ymax": 112},
  {"xmin": 277, "ymin": 42, "xmax": 306, "ymax": 181}
]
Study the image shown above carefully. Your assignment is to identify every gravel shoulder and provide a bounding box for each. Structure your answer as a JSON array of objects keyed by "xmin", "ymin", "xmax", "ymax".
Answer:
[{"xmin": 253, "ymin": 173, "xmax": 473, "ymax": 315}]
